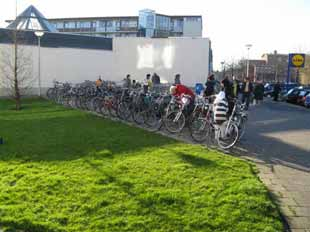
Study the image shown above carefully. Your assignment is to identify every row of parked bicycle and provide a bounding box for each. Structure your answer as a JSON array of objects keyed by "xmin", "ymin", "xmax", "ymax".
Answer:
[{"xmin": 46, "ymin": 80, "xmax": 248, "ymax": 150}]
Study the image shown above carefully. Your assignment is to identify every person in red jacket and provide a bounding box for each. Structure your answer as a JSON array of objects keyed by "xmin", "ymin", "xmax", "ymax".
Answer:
[
  {"xmin": 170, "ymin": 84, "xmax": 195, "ymax": 115},
  {"xmin": 170, "ymin": 84, "xmax": 195, "ymax": 99}
]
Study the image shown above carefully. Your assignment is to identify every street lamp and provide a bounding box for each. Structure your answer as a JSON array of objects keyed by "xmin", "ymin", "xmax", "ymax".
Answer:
[
  {"xmin": 34, "ymin": 31, "xmax": 45, "ymax": 97},
  {"xmin": 221, "ymin": 61, "xmax": 225, "ymax": 79},
  {"xmin": 245, "ymin": 44, "xmax": 252, "ymax": 78}
]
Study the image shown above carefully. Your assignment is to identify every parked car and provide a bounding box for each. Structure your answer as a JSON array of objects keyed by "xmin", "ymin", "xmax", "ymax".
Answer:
[
  {"xmin": 285, "ymin": 87, "xmax": 303, "ymax": 104},
  {"xmin": 304, "ymin": 92, "xmax": 310, "ymax": 108},
  {"xmin": 264, "ymin": 83, "xmax": 274, "ymax": 97},
  {"xmin": 264, "ymin": 82, "xmax": 298, "ymax": 98},
  {"xmin": 296, "ymin": 89, "xmax": 310, "ymax": 105}
]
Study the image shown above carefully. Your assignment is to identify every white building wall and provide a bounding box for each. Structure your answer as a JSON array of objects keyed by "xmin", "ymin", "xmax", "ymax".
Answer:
[
  {"xmin": 0, "ymin": 37, "xmax": 209, "ymax": 96},
  {"xmin": 113, "ymin": 37, "xmax": 209, "ymax": 86}
]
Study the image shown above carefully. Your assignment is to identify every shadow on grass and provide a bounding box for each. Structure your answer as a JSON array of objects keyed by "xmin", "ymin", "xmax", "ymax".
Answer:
[{"xmin": 176, "ymin": 152, "xmax": 217, "ymax": 168}]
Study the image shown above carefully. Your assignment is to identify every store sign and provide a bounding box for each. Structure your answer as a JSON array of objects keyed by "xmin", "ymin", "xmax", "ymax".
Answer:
[{"xmin": 289, "ymin": 53, "xmax": 305, "ymax": 68}]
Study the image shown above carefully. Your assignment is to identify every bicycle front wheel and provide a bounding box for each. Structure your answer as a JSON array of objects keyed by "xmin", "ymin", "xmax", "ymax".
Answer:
[
  {"xmin": 144, "ymin": 110, "xmax": 162, "ymax": 132},
  {"xmin": 217, "ymin": 122, "xmax": 239, "ymax": 150},
  {"xmin": 189, "ymin": 118, "xmax": 210, "ymax": 142},
  {"xmin": 164, "ymin": 111, "xmax": 186, "ymax": 133}
]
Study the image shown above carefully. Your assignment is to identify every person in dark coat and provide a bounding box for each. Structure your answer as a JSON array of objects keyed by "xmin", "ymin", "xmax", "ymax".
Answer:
[
  {"xmin": 153, "ymin": 73, "xmax": 160, "ymax": 84},
  {"xmin": 241, "ymin": 77, "xmax": 253, "ymax": 110},
  {"xmin": 221, "ymin": 76, "xmax": 234, "ymax": 116},
  {"xmin": 273, "ymin": 82, "xmax": 281, "ymax": 101},
  {"xmin": 253, "ymin": 80, "xmax": 264, "ymax": 105},
  {"xmin": 204, "ymin": 74, "xmax": 216, "ymax": 97},
  {"xmin": 174, "ymin": 74, "xmax": 181, "ymax": 84},
  {"xmin": 221, "ymin": 76, "xmax": 233, "ymax": 99}
]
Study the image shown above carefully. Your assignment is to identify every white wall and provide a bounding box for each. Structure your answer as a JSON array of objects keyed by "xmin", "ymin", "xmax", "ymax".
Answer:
[
  {"xmin": 0, "ymin": 37, "xmax": 210, "ymax": 96},
  {"xmin": 113, "ymin": 37, "xmax": 209, "ymax": 86}
]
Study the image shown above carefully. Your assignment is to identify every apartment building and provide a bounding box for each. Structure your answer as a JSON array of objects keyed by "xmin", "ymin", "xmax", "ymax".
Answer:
[{"xmin": 48, "ymin": 9, "xmax": 202, "ymax": 38}]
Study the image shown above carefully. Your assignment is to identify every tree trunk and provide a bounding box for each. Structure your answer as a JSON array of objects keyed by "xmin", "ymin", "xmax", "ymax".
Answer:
[{"xmin": 14, "ymin": 29, "xmax": 21, "ymax": 111}]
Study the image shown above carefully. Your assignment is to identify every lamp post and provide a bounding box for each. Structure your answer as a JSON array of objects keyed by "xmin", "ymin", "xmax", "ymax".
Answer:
[
  {"xmin": 34, "ymin": 31, "xmax": 45, "ymax": 97},
  {"xmin": 221, "ymin": 61, "xmax": 225, "ymax": 79},
  {"xmin": 245, "ymin": 44, "xmax": 252, "ymax": 78}
]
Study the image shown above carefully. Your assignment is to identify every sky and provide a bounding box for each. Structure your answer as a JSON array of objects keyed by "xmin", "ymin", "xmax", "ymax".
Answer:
[{"xmin": 0, "ymin": 0, "xmax": 309, "ymax": 70}]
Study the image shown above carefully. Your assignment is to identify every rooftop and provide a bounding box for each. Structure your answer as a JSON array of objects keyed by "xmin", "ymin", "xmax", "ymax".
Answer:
[{"xmin": 7, "ymin": 5, "xmax": 57, "ymax": 32}]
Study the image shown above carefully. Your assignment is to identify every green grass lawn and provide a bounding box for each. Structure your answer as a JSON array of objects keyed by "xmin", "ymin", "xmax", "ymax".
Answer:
[{"xmin": 0, "ymin": 99, "xmax": 282, "ymax": 232}]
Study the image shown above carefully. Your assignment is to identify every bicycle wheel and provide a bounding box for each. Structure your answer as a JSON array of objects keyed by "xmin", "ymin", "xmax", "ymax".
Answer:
[
  {"xmin": 91, "ymin": 97, "xmax": 103, "ymax": 113},
  {"xmin": 189, "ymin": 118, "xmax": 209, "ymax": 142},
  {"xmin": 132, "ymin": 107, "xmax": 145, "ymax": 125},
  {"xmin": 238, "ymin": 115, "xmax": 247, "ymax": 140},
  {"xmin": 144, "ymin": 109, "xmax": 162, "ymax": 132},
  {"xmin": 100, "ymin": 100, "xmax": 110, "ymax": 117},
  {"xmin": 217, "ymin": 122, "xmax": 239, "ymax": 150},
  {"xmin": 164, "ymin": 111, "xmax": 186, "ymax": 133},
  {"xmin": 108, "ymin": 99, "xmax": 118, "ymax": 118},
  {"xmin": 118, "ymin": 101, "xmax": 132, "ymax": 121},
  {"xmin": 46, "ymin": 88, "xmax": 55, "ymax": 100}
]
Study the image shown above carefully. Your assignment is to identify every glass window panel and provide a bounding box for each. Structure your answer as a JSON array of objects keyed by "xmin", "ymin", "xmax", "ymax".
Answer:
[
  {"xmin": 80, "ymin": 21, "xmax": 91, "ymax": 28},
  {"xmin": 121, "ymin": 20, "xmax": 129, "ymax": 27},
  {"xmin": 56, "ymin": 22, "xmax": 63, "ymax": 29},
  {"xmin": 29, "ymin": 18, "xmax": 43, "ymax": 30}
]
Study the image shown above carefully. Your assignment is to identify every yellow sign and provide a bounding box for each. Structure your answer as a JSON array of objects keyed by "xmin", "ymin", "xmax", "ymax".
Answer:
[{"xmin": 292, "ymin": 54, "xmax": 305, "ymax": 67}]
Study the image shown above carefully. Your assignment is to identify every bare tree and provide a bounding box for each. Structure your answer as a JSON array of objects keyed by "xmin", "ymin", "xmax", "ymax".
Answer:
[{"xmin": 0, "ymin": 30, "xmax": 35, "ymax": 110}]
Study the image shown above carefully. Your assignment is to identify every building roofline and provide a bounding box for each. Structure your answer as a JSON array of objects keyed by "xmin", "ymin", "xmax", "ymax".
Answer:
[
  {"xmin": 47, "ymin": 15, "xmax": 202, "ymax": 21},
  {"xmin": 48, "ymin": 16, "xmax": 139, "ymax": 21},
  {"xmin": 156, "ymin": 13, "xmax": 202, "ymax": 18},
  {"xmin": 6, "ymin": 14, "xmax": 203, "ymax": 24}
]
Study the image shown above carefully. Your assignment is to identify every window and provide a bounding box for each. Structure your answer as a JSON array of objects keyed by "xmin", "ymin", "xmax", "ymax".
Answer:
[
  {"xmin": 56, "ymin": 22, "xmax": 64, "ymax": 29},
  {"xmin": 106, "ymin": 21, "xmax": 115, "ymax": 32},
  {"xmin": 98, "ymin": 21, "xmax": 106, "ymax": 28},
  {"xmin": 115, "ymin": 20, "xmax": 121, "ymax": 30},
  {"xmin": 64, "ymin": 21, "xmax": 76, "ymax": 29},
  {"xmin": 121, "ymin": 20, "xmax": 129, "ymax": 28},
  {"xmin": 96, "ymin": 20, "xmax": 106, "ymax": 32},
  {"xmin": 129, "ymin": 20, "xmax": 138, "ymax": 28},
  {"xmin": 146, "ymin": 15, "xmax": 154, "ymax": 28},
  {"xmin": 79, "ymin": 21, "xmax": 91, "ymax": 28},
  {"xmin": 185, "ymin": 17, "xmax": 201, "ymax": 22}
]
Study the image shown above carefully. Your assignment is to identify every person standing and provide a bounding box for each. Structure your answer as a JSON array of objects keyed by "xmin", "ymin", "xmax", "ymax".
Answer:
[
  {"xmin": 221, "ymin": 76, "xmax": 234, "ymax": 116},
  {"xmin": 253, "ymin": 80, "xmax": 264, "ymax": 105},
  {"xmin": 273, "ymin": 82, "xmax": 281, "ymax": 101},
  {"xmin": 204, "ymin": 74, "xmax": 216, "ymax": 97},
  {"xmin": 143, "ymin": 74, "xmax": 152, "ymax": 93},
  {"xmin": 232, "ymin": 76, "xmax": 240, "ymax": 99},
  {"xmin": 123, "ymin": 74, "xmax": 131, "ymax": 88},
  {"xmin": 174, "ymin": 74, "xmax": 181, "ymax": 85},
  {"xmin": 95, "ymin": 76, "xmax": 103, "ymax": 92},
  {"xmin": 241, "ymin": 77, "xmax": 253, "ymax": 110}
]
